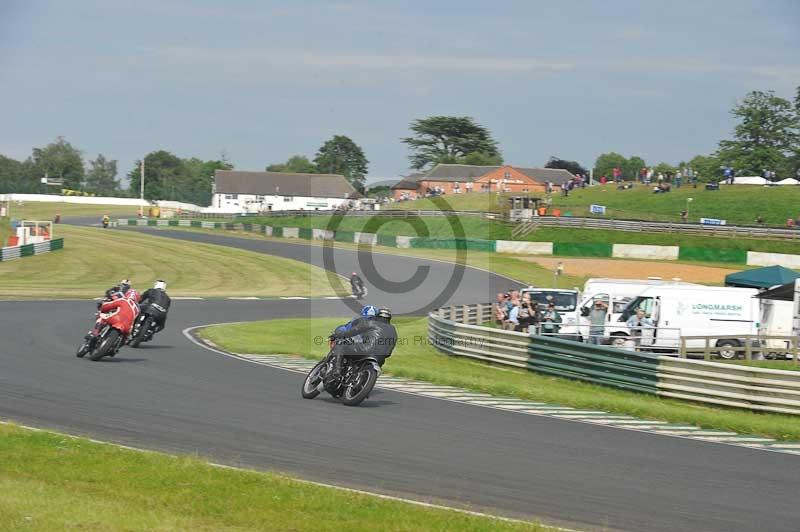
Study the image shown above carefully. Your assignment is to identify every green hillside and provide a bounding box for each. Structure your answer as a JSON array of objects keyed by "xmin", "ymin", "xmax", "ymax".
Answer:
[
  {"xmin": 244, "ymin": 214, "xmax": 800, "ymax": 254},
  {"xmin": 390, "ymin": 184, "xmax": 800, "ymax": 227}
]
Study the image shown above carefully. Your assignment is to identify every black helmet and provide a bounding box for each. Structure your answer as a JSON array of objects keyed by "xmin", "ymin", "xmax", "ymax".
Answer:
[{"xmin": 377, "ymin": 308, "xmax": 392, "ymax": 320}]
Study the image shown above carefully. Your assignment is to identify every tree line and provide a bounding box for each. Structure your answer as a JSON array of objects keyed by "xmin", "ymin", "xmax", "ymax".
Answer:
[
  {"xmin": 2, "ymin": 85, "xmax": 796, "ymax": 202},
  {"xmin": 591, "ymin": 87, "xmax": 800, "ymax": 182}
]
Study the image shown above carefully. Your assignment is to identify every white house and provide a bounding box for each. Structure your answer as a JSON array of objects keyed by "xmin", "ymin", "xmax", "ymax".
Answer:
[{"xmin": 213, "ymin": 170, "xmax": 358, "ymax": 213}]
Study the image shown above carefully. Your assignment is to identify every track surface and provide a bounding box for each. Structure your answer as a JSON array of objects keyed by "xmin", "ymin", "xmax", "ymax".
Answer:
[{"xmin": 1, "ymin": 227, "xmax": 799, "ymax": 532}]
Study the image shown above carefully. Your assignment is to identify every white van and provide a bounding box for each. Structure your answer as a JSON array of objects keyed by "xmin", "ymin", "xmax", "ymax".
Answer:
[
  {"xmin": 611, "ymin": 285, "xmax": 760, "ymax": 353},
  {"xmin": 520, "ymin": 287, "xmax": 581, "ymax": 328},
  {"xmin": 759, "ymin": 298, "xmax": 795, "ymax": 355},
  {"xmin": 561, "ymin": 278, "xmax": 699, "ymax": 341}
]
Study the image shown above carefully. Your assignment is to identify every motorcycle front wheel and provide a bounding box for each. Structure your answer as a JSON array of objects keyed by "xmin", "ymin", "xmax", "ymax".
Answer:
[
  {"xmin": 129, "ymin": 316, "xmax": 151, "ymax": 348},
  {"xmin": 301, "ymin": 360, "xmax": 326, "ymax": 399},
  {"xmin": 90, "ymin": 328, "xmax": 120, "ymax": 361},
  {"xmin": 341, "ymin": 363, "xmax": 378, "ymax": 406}
]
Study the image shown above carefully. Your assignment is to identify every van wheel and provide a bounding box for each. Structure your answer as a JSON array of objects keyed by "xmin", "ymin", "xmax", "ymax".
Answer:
[
  {"xmin": 717, "ymin": 340, "xmax": 740, "ymax": 360},
  {"xmin": 610, "ymin": 335, "xmax": 628, "ymax": 348}
]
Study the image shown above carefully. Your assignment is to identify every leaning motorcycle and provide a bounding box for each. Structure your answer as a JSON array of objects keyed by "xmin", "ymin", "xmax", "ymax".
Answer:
[
  {"xmin": 76, "ymin": 308, "xmax": 129, "ymax": 361},
  {"xmin": 352, "ymin": 284, "xmax": 368, "ymax": 299},
  {"xmin": 301, "ymin": 338, "xmax": 381, "ymax": 406},
  {"xmin": 129, "ymin": 303, "xmax": 166, "ymax": 347}
]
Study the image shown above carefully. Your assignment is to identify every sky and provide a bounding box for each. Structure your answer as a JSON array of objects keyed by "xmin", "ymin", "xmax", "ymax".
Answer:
[{"xmin": 1, "ymin": 0, "xmax": 798, "ymax": 185}]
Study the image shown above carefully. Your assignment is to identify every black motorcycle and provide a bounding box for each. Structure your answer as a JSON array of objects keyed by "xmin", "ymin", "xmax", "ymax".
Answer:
[
  {"xmin": 129, "ymin": 304, "xmax": 165, "ymax": 348},
  {"xmin": 352, "ymin": 284, "xmax": 368, "ymax": 299},
  {"xmin": 302, "ymin": 339, "xmax": 381, "ymax": 406}
]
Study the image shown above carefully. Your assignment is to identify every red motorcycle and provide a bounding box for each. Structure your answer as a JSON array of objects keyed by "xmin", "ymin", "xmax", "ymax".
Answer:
[{"xmin": 76, "ymin": 300, "xmax": 137, "ymax": 361}]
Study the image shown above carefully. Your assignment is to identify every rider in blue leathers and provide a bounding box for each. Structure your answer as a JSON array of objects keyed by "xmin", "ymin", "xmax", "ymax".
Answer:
[{"xmin": 329, "ymin": 305, "xmax": 379, "ymax": 378}]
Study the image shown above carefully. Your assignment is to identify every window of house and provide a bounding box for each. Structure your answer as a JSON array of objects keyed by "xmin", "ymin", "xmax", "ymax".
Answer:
[
  {"xmin": 503, "ymin": 171, "xmax": 511, "ymax": 179},
  {"xmin": 225, "ymin": 194, "xmax": 237, "ymax": 200},
  {"xmin": 256, "ymin": 195, "xmax": 265, "ymax": 202},
  {"xmin": 283, "ymin": 196, "xmax": 293, "ymax": 202}
]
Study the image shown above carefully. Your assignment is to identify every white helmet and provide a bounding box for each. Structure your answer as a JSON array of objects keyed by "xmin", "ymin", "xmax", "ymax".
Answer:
[{"xmin": 154, "ymin": 280, "xmax": 167, "ymax": 290}]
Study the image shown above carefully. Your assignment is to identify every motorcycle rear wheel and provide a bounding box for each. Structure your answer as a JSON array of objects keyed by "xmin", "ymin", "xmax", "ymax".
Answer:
[
  {"xmin": 301, "ymin": 360, "xmax": 326, "ymax": 399},
  {"xmin": 90, "ymin": 329, "xmax": 120, "ymax": 361},
  {"xmin": 129, "ymin": 316, "xmax": 151, "ymax": 348},
  {"xmin": 341, "ymin": 363, "xmax": 378, "ymax": 406}
]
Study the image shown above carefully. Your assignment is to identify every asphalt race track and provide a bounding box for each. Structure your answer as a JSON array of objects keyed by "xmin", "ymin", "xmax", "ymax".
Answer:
[{"xmin": 1, "ymin": 226, "xmax": 799, "ymax": 531}]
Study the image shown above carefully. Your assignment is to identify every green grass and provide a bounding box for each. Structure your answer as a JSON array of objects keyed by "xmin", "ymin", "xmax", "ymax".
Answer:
[
  {"xmin": 200, "ymin": 317, "xmax": 800, "ymax": 442},
  {"xmin": 4, "ymin": 201, "xmax": 140, "ymax": 221},
  {"xmin": 0, "ymin": 225, "xmax": 345, "ymax": 299},
  {"xmin": 725, "ymin": 360, "xmax": 800, "ymax": 371},
  {"xmin": 0, "ymin": 423, "xmax": 545, "ymax": 531},
  {"xmin": 390, "ymin": 185, "xmax": 800, "ymax": 226},
  {"xmin": 232, "ymin": 214, "xmax": 800, "ymax": 255}
]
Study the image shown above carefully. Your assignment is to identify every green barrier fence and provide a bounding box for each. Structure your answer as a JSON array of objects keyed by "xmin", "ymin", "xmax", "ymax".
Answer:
[
  {"xmin": 552, "ymin": 242, "xmax": 613, "ymax": 257},
  {"xmin": 409, "ymin": 238, "xmax": 497, "ymax": 252},
  {"xmin": 529, "ymin": 336, "xmax": 660, "ymax": 394},
  {"xmin": 190, "ymin": 221, "xmax": 202, "ymax": 228},
  {"xmin": 127, "ymin": 219, "xmax": 137, "ymax": 226},
  {"xmin": 168, "ymin": 220, "xmax": 179, "ymax": 226},
  {"xmin": 50, "ymin": 238, "xmax": 64, "ymax": 250},
  {"xmin": 19, "ymin": 244, "xmax": 35, "ymax": 257},
  {"xmin": 335, "ymin": 230, "xmax": 355, "ymax": 243},
  {"xmin": 272, "ymin": 226, "xmax": 283, "ymax": 238},
  {"xmin": 146, "ymin": 219, "xmax": 157, "ymax": 226},
  {"xmin": 299, "ymin": 228, "xmax": 313, "ymax": 240},
  {"xmin": 377, "ymin": 234, "xmax": 397, "ymax": 247},
  {"xmin": 678, "ymin": 247, "xmax": 748, "ymax": 264}
]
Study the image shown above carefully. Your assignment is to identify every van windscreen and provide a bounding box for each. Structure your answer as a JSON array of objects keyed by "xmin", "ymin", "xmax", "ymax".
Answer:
[{"xmin": 523, "ymin": 291, "xmax": 577, "ymax": 312}]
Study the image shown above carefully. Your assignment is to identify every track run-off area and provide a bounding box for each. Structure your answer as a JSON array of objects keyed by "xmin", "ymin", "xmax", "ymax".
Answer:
[{"xmin": 1, "ymin": 225, "xmax": 799, "ymax": 532}]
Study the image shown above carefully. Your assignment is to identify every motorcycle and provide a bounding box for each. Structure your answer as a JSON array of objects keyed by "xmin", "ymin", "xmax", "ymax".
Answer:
[
  {"xmin": 129, "ymin": 304, "xmax": 165, "ymax": 348},
  {"xmin": 352, "ymin": 284, "xmax": 368, "ymax": 299},
  {"xmin": 76, "ymin": 308, "xmax": 129, "ymax": 361},
  {"xmin": 302, "ymin": 338, "xmax": 381, "ymax": 406}
]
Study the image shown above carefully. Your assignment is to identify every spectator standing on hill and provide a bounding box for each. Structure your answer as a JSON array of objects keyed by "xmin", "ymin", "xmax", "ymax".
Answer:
[
  {"xmin": 675, "ymin": 171, "xmax": 682, "ymax": 188},
  {"xmin": 681, "ymin": 209, "xmax": 688, "ymax": 222},
  {"xmin": 506, "ymin": 292, "xmax": 521, "ymax": 330},
  {"xmin": 587, "ymin": 299, "xmax": 608, "ymax": 344},
  {"xmin": 516, "ymin": 294, "xmax": 539, "ymax": 333},
  {"xmin": 613, "ymin": 166, "xmax": 622, "ymax": 183}
]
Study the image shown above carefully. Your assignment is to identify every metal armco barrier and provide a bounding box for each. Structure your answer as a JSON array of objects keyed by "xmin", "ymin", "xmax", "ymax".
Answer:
[
  {"xmin": 0, "ymin": 237, "xmax": 64, "ymax": 262},
  {"xmin": 429, "ymin": 303, "xmax": 800, "ymax": 415}
]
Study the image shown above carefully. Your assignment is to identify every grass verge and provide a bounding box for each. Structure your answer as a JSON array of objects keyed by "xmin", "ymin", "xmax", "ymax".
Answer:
[
  {"xmin": 199, "ymin": 317, "xmax": 800, "ymax": 441},
  {"xmin": 0, "ymin": 225, "xmax": 345, "ymax": 299},
  {"xmin": 4, "ymin": 201, "xmax": 139, "ymax": 221},
  {"xmin": 141, "ymin": 225, "xmax": 587, "ymax": 289},
  {"xmin": 237, "ymin": 214, "xmax": 800, "ymax": 254},
  {"xmin": 0, "ymin": 423, "xmax": 545, "ymax": 531},
  {"xmin": 391, "ymin": 185, "xmax": 800, "ymax": 226}
]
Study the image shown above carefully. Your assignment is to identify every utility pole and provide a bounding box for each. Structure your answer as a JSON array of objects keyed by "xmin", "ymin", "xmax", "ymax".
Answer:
[{"xmin": 139, "ymin": 158, "xmax": 145, "ymax": 217}]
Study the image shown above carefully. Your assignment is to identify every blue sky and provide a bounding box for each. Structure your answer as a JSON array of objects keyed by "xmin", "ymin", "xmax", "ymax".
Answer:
[{"xmin": 1, "ymin": 0, "xmax": 798, "ymax": 184}]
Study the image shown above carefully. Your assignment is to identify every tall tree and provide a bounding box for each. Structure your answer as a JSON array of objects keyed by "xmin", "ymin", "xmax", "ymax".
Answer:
[
  {"xmin": 266, "ymin": 155, "xmax": 318, "ymax": 174},
  {"xmin": 0, "ymin": 155, "xmax": 27, "ymax": 193},
  {"xmin": 686, "ymin": 154, "xmax": 722, "ymax": 182},
  {"xmin": 29, "ymin": 136, "xmax": 85, "ymax": 190},
  {"xmin": 717, "ymin": 89, "xmax": 798, "ymax": 176},
  {"xmin": 622, "ymin": 156, "xmax": 646, "ymax": 181},
  {"xmin": 183, "ymin": 157, "xmax": 233, "ymax": 205},
  {"xmin": 84, "ymin": 154, "xmax": 119, "ymax": 195},
  {"xmin": 545, "ymin": 156, "xmax": 588, "ymax": 176},
  {"xmin": 314, "ymin": 135, "xmax": 369, "ymax": 192},
  {"xmin": 460, "ymin": 151, "xmax": 503, "ymax": 166},
  {"xmin": 593, "ymin": 152, "xmax": 627, "ymax": 180},
  {"xmin": 128, "ymin": 150, "xmax": 184, "ymax": 201},
  {"xmin": 402, "ymin": 116, "xmax": 501, "ymax": 170}
]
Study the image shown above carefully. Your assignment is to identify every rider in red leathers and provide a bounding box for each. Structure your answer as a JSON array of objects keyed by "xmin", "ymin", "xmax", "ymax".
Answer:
[{"xmin": 97, "ymin": 291, "xmax": 140, "ymax": 337}]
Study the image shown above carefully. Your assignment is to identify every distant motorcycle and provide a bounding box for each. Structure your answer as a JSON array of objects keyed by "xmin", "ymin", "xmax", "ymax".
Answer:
[
  {"xmin": 76, "ymin": 308, "xmax": 129, "ymax": 361},
  {"xmin": 352, "ymin": 285, "xmax": 368, "ymax": 299},
  {"xmin": 301, "ymin": 338, "xmax": 381, "ymax": 406}
]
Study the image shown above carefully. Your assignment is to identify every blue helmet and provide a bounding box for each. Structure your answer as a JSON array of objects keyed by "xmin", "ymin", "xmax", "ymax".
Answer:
[{"xmin": 361, "ymin": 305, "xmax": 378, "ymax": 318}]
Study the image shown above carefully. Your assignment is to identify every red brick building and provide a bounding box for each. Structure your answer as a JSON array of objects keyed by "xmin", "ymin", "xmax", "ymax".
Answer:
[{"xmin": 391, "ymin": 164, "xmax": 575, "ymax": 199}]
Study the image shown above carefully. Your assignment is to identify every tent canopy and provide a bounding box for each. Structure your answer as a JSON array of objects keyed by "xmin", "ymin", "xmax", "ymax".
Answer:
[
  {"xmin": 724, "ymin": 265, "xmax": 800, "ymax": 289},
  {"xmin": 756, "ymin": 282, "xmax": 796, "ymax": 301}
]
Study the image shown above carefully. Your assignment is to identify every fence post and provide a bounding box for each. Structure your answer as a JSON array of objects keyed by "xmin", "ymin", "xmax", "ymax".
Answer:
[
  {"xmin": 476, "ymin": 303, "xmax": 484, "ymax": 325},
  {"xmin": 680, "ymin": 337, "xmax": 686, "ymax": 358},
  {"xmin": 463, "ymin": 305, "xmax": 470, "ymax": 325},
  {"xmin": 744, "ymin": 337, "xmax": 752, "ymax": 362},
  {"xmin": 704, "ymin": 338, "xmax": 710, "ymax": 361}
]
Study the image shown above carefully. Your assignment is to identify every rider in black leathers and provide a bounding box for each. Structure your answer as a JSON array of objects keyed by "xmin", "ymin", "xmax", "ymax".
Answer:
[
  {"xmin": 329, "ymin": 308, "xmax": 397, "ymax": 377},
  {"xmin": 350, "ymin": 272, "xmax": 365, "ymax": 298},
  {"xmin": 138, "ymin": 280, "xmax": 171, "ymax": 335}
]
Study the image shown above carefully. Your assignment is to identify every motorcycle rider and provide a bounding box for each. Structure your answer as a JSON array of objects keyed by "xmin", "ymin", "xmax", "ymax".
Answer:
[
  {"xmin": 83, "ymin": 286, "xmax": 140, "ymax": 350},
  {"xmin": 137, "ymin": 279, "xmax": 171, "ymax": 336},
  {"xmin": 119, "ymin": 278, "xmax": 141, "ymax": 303},
  {"xmin": 328, "ymin": 306, "xmax": 397, "ymax": 379},
  {"xmin": 350, "ymin": 272, "xmax": 366, "ymax": 298}
]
